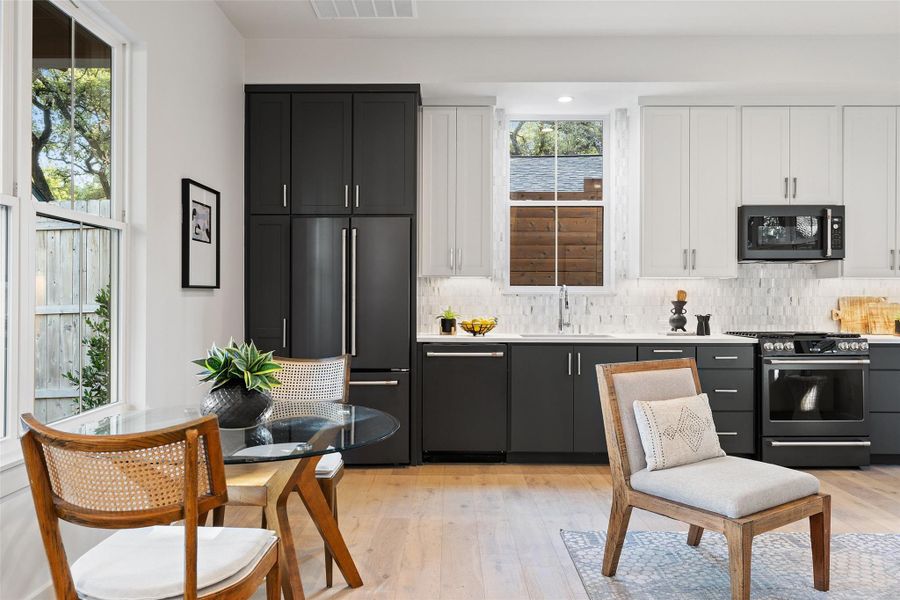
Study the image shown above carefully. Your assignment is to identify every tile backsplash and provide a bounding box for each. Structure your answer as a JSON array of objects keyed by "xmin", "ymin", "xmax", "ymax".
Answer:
[{"xmin": 417, "ymin": 108, "xmax": 900, "ymax": 335}]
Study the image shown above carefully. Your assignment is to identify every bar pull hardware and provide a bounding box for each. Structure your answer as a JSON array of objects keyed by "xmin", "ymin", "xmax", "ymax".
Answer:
[
  {"xmin": 653, "ymin": 349, "xmax": 684, "ymax": 354},
  {"xmin": 784, "ymin": 177, "xmax": 789, "ymax": 199},
  {"xmin": 354, "ymin": 185, "xmax": 359, "ymax": 208},
  {"xmin": 350, "ymin": 380, "xmax": 399, "ymax": 386},
  {"xmin": 769, "ymin": 440, "xmax": 871, "ymax": 447},
  {"xmin": 766, "ymin": 358, "xmax": 870, "ymax": 365},
  {"xmin": 714, "ymin": 389, "xmax": 739, "ymax": 394},
  {"xmin": 449, "ymin": 247, "xmax": 455, "ymax": 271},
  {"xmin": 714, "ymin": 356, "xmax": 739, "ymax": 360},
  {"xmin": 691, "ymin": 249, "xmax": 696, "ymax": 270},
  {"xmin": 682, "ymin": 249, "xmax": 687, "ymax": 270},
  {"xmin": 282, "ymin": 318, "xmax": 287, "ymax": 349},
  {"xmin": 341, "ymin": 228, "xmax": 348, "ymax": 355},
  {"xmin": 568, "ymin": 352, "xmax": 572, "ymax": 376},
  {"xmin": 824, "ymin": 208, "xmax": 833, "ymax": 258},
  {"xmin": 283, "ymin": 184, "xmax": 287, "ymax": 208},
  {"xmin": 577, "ymin": 352, "xmax": 582, "ymax": 376},
  {"xmin": 426, "ymin": 352, "xmax": 504, "ymax": 358},
  {"xmin": 351, "ymin": 228, "xmax": 358, "ymax": 356},
  {"xmin": 344, "ymin": 184, "xmax": 349, "ymax": 208},
  {"xmin": 792, "ymin": 177, "xmax": 797, "ymax": 199},
  {"xmin": 457, "ymin": 248, "xmax": 462, "ymax": 271},
  {"xmin": 891, "ymin": 249, "xmax": 896, "ymax": 270},
  {"xmin": 716, "ymin": 432, "xmax": 739, "ymax": 437}
]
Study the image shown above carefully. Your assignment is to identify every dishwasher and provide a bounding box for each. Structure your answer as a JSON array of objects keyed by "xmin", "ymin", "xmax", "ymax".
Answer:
[{"xmin": 422, "ymin": 343, "xmax": 508, "ymax": 458}]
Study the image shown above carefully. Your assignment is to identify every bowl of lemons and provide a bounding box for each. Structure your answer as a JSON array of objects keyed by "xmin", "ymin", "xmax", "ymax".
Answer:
[{"xmin": 459, "ymin": 317, "xmax": 498, "ymax": 336}]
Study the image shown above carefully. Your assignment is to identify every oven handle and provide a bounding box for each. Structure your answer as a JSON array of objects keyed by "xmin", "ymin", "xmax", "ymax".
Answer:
[
  {"xmin": 764, "ymin": 358, "xmax": 869, "ymax": 366},
  {"xmin": 768, "ymin": 440, "xmax": 871, "ymax": 447}
]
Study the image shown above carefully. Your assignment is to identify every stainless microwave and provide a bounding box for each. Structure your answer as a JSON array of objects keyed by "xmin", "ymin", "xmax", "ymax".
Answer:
[{"xmin": 738, "ymin": 205, "xmax": 845, "ymax": 262}]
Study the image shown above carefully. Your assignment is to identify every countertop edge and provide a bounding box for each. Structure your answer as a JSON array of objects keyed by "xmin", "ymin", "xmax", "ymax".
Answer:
[{"xmin": 416, "ymin": 333, "xmax": 757, "ymax": 344}]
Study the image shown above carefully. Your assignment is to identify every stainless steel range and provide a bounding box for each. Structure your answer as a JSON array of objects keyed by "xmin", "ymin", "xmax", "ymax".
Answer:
[{"xmin": 726, "ymin": 331, "xmax": 871, "ymax": 467}]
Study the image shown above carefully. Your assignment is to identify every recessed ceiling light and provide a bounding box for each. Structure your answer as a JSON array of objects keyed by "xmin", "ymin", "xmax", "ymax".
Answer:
[{"xmin": 557, "ymin": 96, "xmax": 573, "ymax": 103}]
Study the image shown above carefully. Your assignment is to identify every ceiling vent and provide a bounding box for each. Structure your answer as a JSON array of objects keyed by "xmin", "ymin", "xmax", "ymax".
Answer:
[{"xmin": 310, "ymin": 0, "xmax": 417, "ymax": 19}]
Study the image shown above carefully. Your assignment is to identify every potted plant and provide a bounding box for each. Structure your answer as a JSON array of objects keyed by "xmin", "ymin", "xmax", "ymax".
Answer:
[
  {"xmin": 436, "ymin": 306, "xmax": 460, "ymax": 335},
  {"xmin": 193, "ymin": 340, "xmax": 282, "ymax": 428}
]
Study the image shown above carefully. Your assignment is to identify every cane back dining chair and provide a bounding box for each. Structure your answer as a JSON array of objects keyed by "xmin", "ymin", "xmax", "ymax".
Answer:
[
  {"xmin": 213, "ymin": 354, "xmax": 350, "ymax": 587},
  {"xmin": 595, "ymin": 359, "xmax": 830, "ymax": 600},
  {"xmin": 19, "ymin": 413, "xmax": 280, "ymax": 600}
]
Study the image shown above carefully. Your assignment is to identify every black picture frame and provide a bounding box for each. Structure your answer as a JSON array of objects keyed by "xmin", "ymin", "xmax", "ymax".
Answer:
[{"xmin": 182, "ymin": 178, "xmax": 221, "ymax": 289}]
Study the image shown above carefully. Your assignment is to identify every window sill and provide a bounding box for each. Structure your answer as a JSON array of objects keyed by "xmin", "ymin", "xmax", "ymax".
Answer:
[{"xmin": 503, "ymin": 285, "xmax": 616, "ymax": 295}]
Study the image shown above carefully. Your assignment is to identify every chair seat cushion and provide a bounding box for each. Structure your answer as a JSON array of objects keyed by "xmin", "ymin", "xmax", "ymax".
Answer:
[
  {"xmin": 316, "ymin": 452, "xmax": 343, "ymax": 478},
  {"xmin": 630, "ymin": 455, "xmax": 820, "ymax": 518},
  {"xmin": 71, "ymin": 526, "xmax": 276, "ymax": 600}
]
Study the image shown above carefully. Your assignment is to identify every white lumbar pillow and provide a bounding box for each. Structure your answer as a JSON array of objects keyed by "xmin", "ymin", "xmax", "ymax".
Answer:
[{"xmin": 633, "ymin": 393, "xmax": 725, "ymax": 472}]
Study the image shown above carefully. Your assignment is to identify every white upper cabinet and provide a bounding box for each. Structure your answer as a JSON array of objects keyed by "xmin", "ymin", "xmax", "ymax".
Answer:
[
  {"xmin": 789, "ymin": 107, "xmax": 842, "ymax": 205},
  {"xmin": 419, "ymin": 106, "xmax": 493, "ymax": 277},
  {"xmin": 842, "ymin": 107, "xmax": 898, "ymax": 278},
  {"xmin": 689, "ymin": 107, "xmax": 739, "ymax": 278},
  {"xmin": 741, "ymin": 107, "xmax": 790, "ymax": 204},
  {"xmin": 741, "ymin": 106, "xmax": 842, "ymax": 205}
]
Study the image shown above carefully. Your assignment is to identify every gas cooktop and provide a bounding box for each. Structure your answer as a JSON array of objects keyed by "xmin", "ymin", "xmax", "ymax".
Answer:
[
  {"xmin": 725, "ymin": 331, "xmax": 861, "ymax": 339},
  {"xmin": 725, "ymin": 331, "xmax": 868, "ymax": 356}
]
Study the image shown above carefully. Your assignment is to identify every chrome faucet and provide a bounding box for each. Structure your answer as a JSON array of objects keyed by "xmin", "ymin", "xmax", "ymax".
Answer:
[{"xmin": 558, "ymin": 284, "xmax": 571, "ymax": 333}]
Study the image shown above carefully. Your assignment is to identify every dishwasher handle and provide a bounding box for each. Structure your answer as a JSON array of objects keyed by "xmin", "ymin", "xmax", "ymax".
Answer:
[{"xmin": 426, "ymin": 351, "xmax": 505, "ymax": 358}]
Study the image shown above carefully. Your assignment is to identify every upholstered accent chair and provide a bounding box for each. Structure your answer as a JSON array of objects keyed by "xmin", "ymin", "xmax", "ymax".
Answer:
[
  {"xmin": 596, "ymin": 358, "xmax": 830, "ymax": 600},
  {"xmin": 20, "ymin": 413, "xmax": 279, "ymax": 600},
  {"xmin": 213, "ymin": 354, "xmax": 350, "ymax": 587}
]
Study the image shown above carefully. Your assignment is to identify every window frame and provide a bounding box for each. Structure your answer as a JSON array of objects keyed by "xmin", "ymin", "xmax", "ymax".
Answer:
[
  {"xmin": 1, "ymin": 0, "xmax": 130, "ymax": 466},
  {"xmin": 505, "ymin": 114, "xmax": 614, "ymax": 295}
]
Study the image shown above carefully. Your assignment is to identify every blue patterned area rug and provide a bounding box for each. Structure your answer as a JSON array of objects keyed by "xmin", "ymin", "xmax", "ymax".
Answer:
[{"xmin": 561, "ymin": 530, "xmax": 900, "ymax": 599}]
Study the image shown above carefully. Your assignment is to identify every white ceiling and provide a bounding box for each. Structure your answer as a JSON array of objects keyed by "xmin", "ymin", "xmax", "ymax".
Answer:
[{"xmin": 217, "ymin": 0, "xmax": 900, "ymax": 39}]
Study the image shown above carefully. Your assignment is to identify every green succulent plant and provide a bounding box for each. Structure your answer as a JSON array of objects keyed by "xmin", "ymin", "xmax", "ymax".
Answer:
[
  {"xmin": 436, "ymin": 306, "xmax": 460, "ymax": 320},
  {"xmin": 193, "ymin": 339, "xmax": 282, "ymax": 392}
]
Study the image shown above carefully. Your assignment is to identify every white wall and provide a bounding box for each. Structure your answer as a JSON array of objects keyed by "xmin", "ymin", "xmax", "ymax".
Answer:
[{"xmin": 0, "ymin": 2, "xmax": 245, "ymax": 598}]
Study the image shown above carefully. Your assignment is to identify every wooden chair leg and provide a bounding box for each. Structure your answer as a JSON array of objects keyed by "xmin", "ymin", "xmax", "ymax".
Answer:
[
  {"xmin": 212, "ymin": 506, "xmax": 225, "ymax": 527},
  {"xmin": 601, "ymin": 493, "xmax": 633, "ymax": 577},
  {"xmin": 261, "ymin": 510, "xmax": 267, "ymax": 529},
  {"xmin": 724, "ymin": 521, "xmax": 752, "ymax": 600},
  {"xmin": 198, "ymin": 510, "xmax": 209, "ymax": 526},
  {"xmin": 810, "ymin": 495, "xmax": 831, "ymax": 592},
  {"xmin": 317, "ymin": 478, "xmax": 336, "ymax": 588},
  {"xmin": 266, "ymin": 549, "xmax": 281, "ymax": 600},
  {"xmin": 687, "ymin": 525, "xmax": 704, "ymax": 547}
]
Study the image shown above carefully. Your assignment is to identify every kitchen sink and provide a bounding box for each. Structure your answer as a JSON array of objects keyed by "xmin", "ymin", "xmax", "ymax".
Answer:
[{"xmin": 519, "ymin": 333, "xmax": 614, "ymax": 338}]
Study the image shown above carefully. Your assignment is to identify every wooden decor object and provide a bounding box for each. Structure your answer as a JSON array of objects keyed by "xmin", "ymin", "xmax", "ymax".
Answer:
[
  {"xmin": 19, "ymin": 413, "xmax": 279, "ymax": 600},
  {"xmin": 596, "ymin": 359, "xmax": 831, "ymax": 600},
  {"xmin": 831, "ymin": 296, "xmax": 887, "ymax": 333},
  {"xmin": 866, "ymin": 302, "xmax": 900, "ymax": 335}
]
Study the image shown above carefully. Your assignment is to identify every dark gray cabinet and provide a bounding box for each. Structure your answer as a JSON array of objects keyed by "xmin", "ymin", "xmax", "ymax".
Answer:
[
  {"xmin": 247, "ymin": 94, "xmax": 291, "ymax": 215},
  {"xmin": 342, "ymin": 372, "xmax": 410, "ymax": 465},
  {"xmin": 638, "ymin": 345, "xmax": 697, "ymax": 361},
  {"xmin": 511, "ymin": 345, "xmax": 574, "ymax": 453},
  {"xmin": 711, "ymin": 412, "xmax": 755, "ymax": 454},
  {"xmin": 698, "ymin": 370, "xmax": 755, "ymax": 411},
  {"xmin": 870, "ymin": 345, "xmax": 900, "ymax": 458},
  {"xmin": 291, "ymin": 93, "xmax": 352, "ymax": 215},
  {"xmin": 246, "ymin": 216, "xmax": 290, "ymax": 354},
  {"xmin": 353, "ymin": 93, "xmax": 417, "ymax": 215},
  {"xmin": 422, "ymin": 344, "xmax": 507, "ymax": 453},
  {"xmin": 573, "ymin": 346, "xmax": 637, "ymax": 452}
]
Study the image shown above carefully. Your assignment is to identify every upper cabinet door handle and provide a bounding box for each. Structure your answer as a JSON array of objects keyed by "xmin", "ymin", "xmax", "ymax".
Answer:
[
  {"xmin": 344, "ymin": 184, "xmax": 349, "ymax": 208},
  {"xmin": 682, "ymin": 249, "xmax": 687, "ymax": 270},
  {"xmin": 792, "ymin": 177, "xmax": 798, "ymax": 199},
  {"xmin": 691, "ymin": 249, "xmax": 696, "ymax": 270},
  {"xmin": 784, "ymin": 177, "xmax": 789, "ymax": 199},
  {"xmin": 283, "ymin": 184, "xmax": 287, "ymax": 208},
  {"xmin": 354, "ymin": 185, "xmax": 360, "ymax": 208},
  {"xmin": 891, "ymin": 249, "xmax": 896, "ymax": 270}
]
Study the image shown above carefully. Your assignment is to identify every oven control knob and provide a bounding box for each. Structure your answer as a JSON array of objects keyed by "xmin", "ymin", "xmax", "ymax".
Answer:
[
  {"xmin": 773, "ymin": 342, "xmax": 784, "ymax": 351},
  {"xmin": 860, "ymin": 342, "xmax": 869, "ymax": 351},
  {"xmin": 850, "ymin": 342, "xmax": 860, "ymax": 351},
  {"xmin": 837, "ymin": 342, "xmax": 848, "ymax": 351},
  {"xmin": 763, "ymin": 342, "xmax": 774, "ymax": 351}
]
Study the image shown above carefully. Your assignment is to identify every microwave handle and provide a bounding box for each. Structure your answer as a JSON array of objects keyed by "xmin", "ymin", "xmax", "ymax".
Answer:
[{"xmin": 824, "ymin": 208, "xmax": 833, "ymax": 258}]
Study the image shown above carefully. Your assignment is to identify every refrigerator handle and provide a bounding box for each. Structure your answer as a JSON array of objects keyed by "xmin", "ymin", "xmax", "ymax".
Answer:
[
  {"xmin": 351, "ymin": 227, "xmax": 358, "ymax": 356},
  {"xmin": 341, "ymin": 228, "xmax": 347, "ymax": 355}
]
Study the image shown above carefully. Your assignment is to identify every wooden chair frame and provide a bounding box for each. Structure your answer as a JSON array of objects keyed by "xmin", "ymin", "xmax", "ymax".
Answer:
[
  {"xmin": 596, "ymin": 359, "xmax": 830, "ymax": 600},
  {"xmin": 20, "ymin": 413, "xmax": 279, "ymax": 600}
]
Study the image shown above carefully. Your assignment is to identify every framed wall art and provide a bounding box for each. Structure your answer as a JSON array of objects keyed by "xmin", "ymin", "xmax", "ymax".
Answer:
[{"xmin": 182, "ymin": 178, "xmax": 220, "ymax": 288}]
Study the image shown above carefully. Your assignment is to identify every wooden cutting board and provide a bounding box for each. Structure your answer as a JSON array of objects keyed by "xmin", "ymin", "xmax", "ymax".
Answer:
[
  {"xmin": 867, "ymin": 302, "xmax": 900, "ymax": 335},
  {"xmin": 831, "ymin": 296, "xmax": 887, "ymax": 333}
]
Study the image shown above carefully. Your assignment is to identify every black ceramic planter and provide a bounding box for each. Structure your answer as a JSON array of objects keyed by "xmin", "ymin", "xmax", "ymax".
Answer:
[
  {"xmin": 201, "ymin": 383, "xmax": 273, "ymax": 428},
  {"xmin": 440, "ymin": 318, "xmax": 457, "ymax": 335}
]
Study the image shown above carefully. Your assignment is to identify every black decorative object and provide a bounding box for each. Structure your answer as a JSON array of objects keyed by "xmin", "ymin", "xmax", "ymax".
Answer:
[
  {"xmin": 696, "ymin": 314, "xmax": 711, "ymax": 336},
  {"xmin": 200, "ymin": 383, "xmax": 273, "ymax": 429},
  {"xmin": 669, "ymin": 301, "xmax": 688, "ymax": 332},
  {"xmin": 440, "ymin": 318, "xmax": 457, "ymax": 335},
  {"xmin": 895, "ymin": 319, "xmax": 900, "ymax": 336},
  {"xmin": 182, "ymin": 178, "xmax": 221, "ymax": 289}
]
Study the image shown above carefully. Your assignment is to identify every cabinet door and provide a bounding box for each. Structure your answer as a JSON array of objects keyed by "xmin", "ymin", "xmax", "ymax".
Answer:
[
  {"xmin": 573, "ymin": 345, "xmax": 637, "ymax": 453},
  {"xmin": 741, "ymin": 107, "xmax": 790, "ymax": 205},
  {"xmin": 353, "ymin": 93, "xmax": 417, "ymax": 215},
  {"xmin": 641, "ymin": 107, "xmax": 690, "ymax": 276},
  {"xmin": 291, "ymin": 217, "xmax": 348, "ymax": 359},
  {"xmin": 291, "ymin": 93, "xmax": 352, "ymax": 215},
  {"xmin": 342, "ymin": 372, "xmax": 410, "ymax": 465},
  {"xmin": 842, "ymin": 107, "xmax": 897, "ymax": 277},
  {"xmin": 246, "ymin": 217, "xmax": 290, "ymax": 354},
  {"xmin": 510, "ymin": 345, "xmax": 574, "ymax": 452},
  {"xmin": 789, "ymin": 107, "xmax": 842, "ymax": 205},
  {"xmin": 419, "ymin": 107, "xmax": 457, "ymax": 276},
  {"xmin": 689, "ymin": 107, "xmax": 738, "ymax": 277},
  {"xmin": 247, "ymin": 93, "xmax": 290, "ymax": 214},
  {"xmin": 350, "ymin": 217, "xmax": 411, "ymax": 369},
  {"xmin": 455, "ymin": 107, "xmax": 493, "ymax": 277}
]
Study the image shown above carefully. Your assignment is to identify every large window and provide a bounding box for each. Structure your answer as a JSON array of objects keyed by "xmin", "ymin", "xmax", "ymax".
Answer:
[
  {"xmin": 508, "ymin": 119, "xmax": 607, "ymax": 288},
  {"xmin": 31, "ymin": 0, "xmax": 122, "ymax": 423}
]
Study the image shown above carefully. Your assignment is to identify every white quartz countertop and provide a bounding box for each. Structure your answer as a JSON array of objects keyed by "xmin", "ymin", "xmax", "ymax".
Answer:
[
  {"xmin": 416, "ymin": 332, "xmax": 756, "ymax": 344},
  {"xmin": 867, "ymin": 335, "xmax": 900, "ymax": 345}
]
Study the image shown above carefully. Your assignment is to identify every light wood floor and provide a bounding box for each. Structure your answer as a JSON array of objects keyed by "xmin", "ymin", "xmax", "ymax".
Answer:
[{"xmin": 233, "ymin": 463, "xmax": 900, "ymax": 600}]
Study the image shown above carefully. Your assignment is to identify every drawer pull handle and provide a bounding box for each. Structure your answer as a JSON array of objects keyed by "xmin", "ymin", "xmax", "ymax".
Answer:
[
  {"xmin": 714, "ymin": 389, "xmax": 739, "ymax": 394},
  {"xmin": 716, "ymin": 432, "xmax": 739, "ymax": 437},
  {"xmin": 349, "ymin": 380, "xmax": 399, "ymax": 386},
  {"xmin": 426, "ymin": 352, "xmax": 504, "ymax": 358},
  {"xmin": 714, "ymin": 356, "xmax": 739, "ymax": 360},
  {"xmin": 652, "ymin": 349, "xmax": 684, "ymax": 354},
  {"xmin": 768, "ymin": 440, "xmax": 871, "ymax": 447}
]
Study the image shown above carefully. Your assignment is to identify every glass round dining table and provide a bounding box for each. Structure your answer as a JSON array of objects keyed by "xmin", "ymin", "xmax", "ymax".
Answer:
[{"xmin": 59, "ymin": 403, "xmax": 399, "ymax": 600}]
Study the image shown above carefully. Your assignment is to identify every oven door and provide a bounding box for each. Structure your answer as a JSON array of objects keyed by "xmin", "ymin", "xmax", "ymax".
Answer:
[
  {"xmin": 761, "ymin": 357, "xmax": 868, "ymax": 437},
  {"xmin": 739, "ymin": 205, "xmax": 844, "ymax": 261}
]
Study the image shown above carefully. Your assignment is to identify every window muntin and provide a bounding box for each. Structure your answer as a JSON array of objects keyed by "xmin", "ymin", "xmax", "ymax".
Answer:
[
  {"xmin": 508, "ymin": 119, "xmax": 605, "ymax": 288},
  {"xmin": 0, "ymin": 206, "xmax": 8, "ymax": 436}
]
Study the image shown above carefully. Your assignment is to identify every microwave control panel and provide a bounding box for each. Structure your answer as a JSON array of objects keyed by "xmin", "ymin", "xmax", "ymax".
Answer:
[{"xmin": 831, "ymin": 216, "xmax": 844, "ymax": 250}]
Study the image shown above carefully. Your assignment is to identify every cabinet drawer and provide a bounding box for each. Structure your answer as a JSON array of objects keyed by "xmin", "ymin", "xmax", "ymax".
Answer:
[
  {"xmin": 638, "ymin": 345, "xmax": 696, "ymax": 361},
  {"xmin": 343, "ymin": 372, "xmax": 409, "ymax": 465},
  {"xmin": 871, "ymin": 413, "xmax": 900, "ymax": 454},
  {"xmin": 699, "ymin": 370, "xmax": 754, "ymax": 411},
  {"xmin": 712, "ymin": 412, "xmax": 755, "ymax": 454},
  {"xmin": 870, "ymin": 371, "xmax": 900, "ymax": 412},
  {"xmin": 697, "ymin": 346, "xmax": 754, "ymax": 369},
  {"xmin": 870, "ymin": 346, "xmax": 900, "ymax": 370}
]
